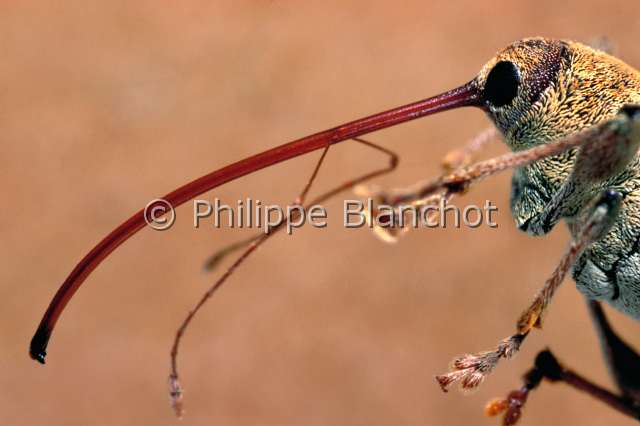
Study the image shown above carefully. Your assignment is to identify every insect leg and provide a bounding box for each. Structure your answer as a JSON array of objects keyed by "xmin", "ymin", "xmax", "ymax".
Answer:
[
  {"xmin": 358, "ymin": 120, "xmax": 625, "ymax": 244},
  {"xmin": 441, "ymin": 127, "xmax": 500, "ymax": 172},
  {"xmin": 522, "ymin": 105, "xmax": 640, "ymax": 236},
  {"xmin": 362, "ymin": 117, "xmax": 619, "ymax": 214},
  {"xmin": 355, "ymin": 129, "xmax": 500, "ymax": 243},
  {"xmin": 517, "ymin": 189, "xmax": 623, "ymax": 332},
  {"xmin": 383, "ymin": 106, "xmax": 640, "ymax": 216},
  {"xmin": 169, "ymin": 138, "xmax": 398, "ymax": 417},
  {"xmin": 485, "ymin": 349, "xmax": 640, "ymax": 425},
  {"xmin": 481, "ymin": 190, "xmax": 634, "ymax": 425},
  {"xmin": 436, "ymin": 189, "xmax": 622, "ymax": 393},
  {"xmin": 587, "ymin": 299, "xmax": 640, "ymax": 402}
]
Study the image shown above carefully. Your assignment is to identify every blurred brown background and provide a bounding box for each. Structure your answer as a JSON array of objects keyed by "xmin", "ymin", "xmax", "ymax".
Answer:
[{"xmin": 2, "ymin": 1, "xmax": 640, "ymax": 425}]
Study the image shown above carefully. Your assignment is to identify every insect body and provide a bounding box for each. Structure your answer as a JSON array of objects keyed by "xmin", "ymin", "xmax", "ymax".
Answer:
[
  {"xmin": 30, "ymin": 38, "xmax": 640, "ymax": 424},
  {"xmin": 479, "ymin": 39, "xmax": 640, "ymax": 318}
]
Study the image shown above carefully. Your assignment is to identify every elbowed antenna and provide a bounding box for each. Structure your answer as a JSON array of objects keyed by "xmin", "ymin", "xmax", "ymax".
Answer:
[{"xmin": 30, "ymin": 80, "xmax": 484, "ymax": 364}]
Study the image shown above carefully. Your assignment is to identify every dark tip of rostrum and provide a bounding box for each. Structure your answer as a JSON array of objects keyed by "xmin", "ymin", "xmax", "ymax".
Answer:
[
  {"xmin": 30, "ymin": 350, "xmax": 46, "ymax": 365},
  {"xmin": 29, "ymin": 328, "xmax": 49, "ymax": 365}
]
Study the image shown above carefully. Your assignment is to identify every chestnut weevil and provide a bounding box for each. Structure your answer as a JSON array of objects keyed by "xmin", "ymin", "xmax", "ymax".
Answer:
[{"xmin": 30, "ymin": 38, "xmax": 640, "ymax": 424}]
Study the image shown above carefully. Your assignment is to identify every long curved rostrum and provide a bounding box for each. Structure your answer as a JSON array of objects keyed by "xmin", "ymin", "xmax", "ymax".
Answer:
[{"xmin": 30, "ymin": 81, "xmax": 483, "ymax": 363}]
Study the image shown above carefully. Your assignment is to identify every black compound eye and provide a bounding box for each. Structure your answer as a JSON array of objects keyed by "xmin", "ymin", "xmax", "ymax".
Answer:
[{"xmin": 483, "ymin": 61, "xmax": 521, "ymax": 107}]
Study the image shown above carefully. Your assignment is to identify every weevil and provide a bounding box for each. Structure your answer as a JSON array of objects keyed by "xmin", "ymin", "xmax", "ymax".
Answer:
[{"xmin": 30, "ymin": 37, "xmax": 640, "ymax": 424}]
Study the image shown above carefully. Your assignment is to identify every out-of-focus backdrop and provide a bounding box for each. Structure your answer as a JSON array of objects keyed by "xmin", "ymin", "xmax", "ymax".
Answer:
[{"xmin": 3, "ymin": 1, "xmax": 640, "ymax": 425}]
